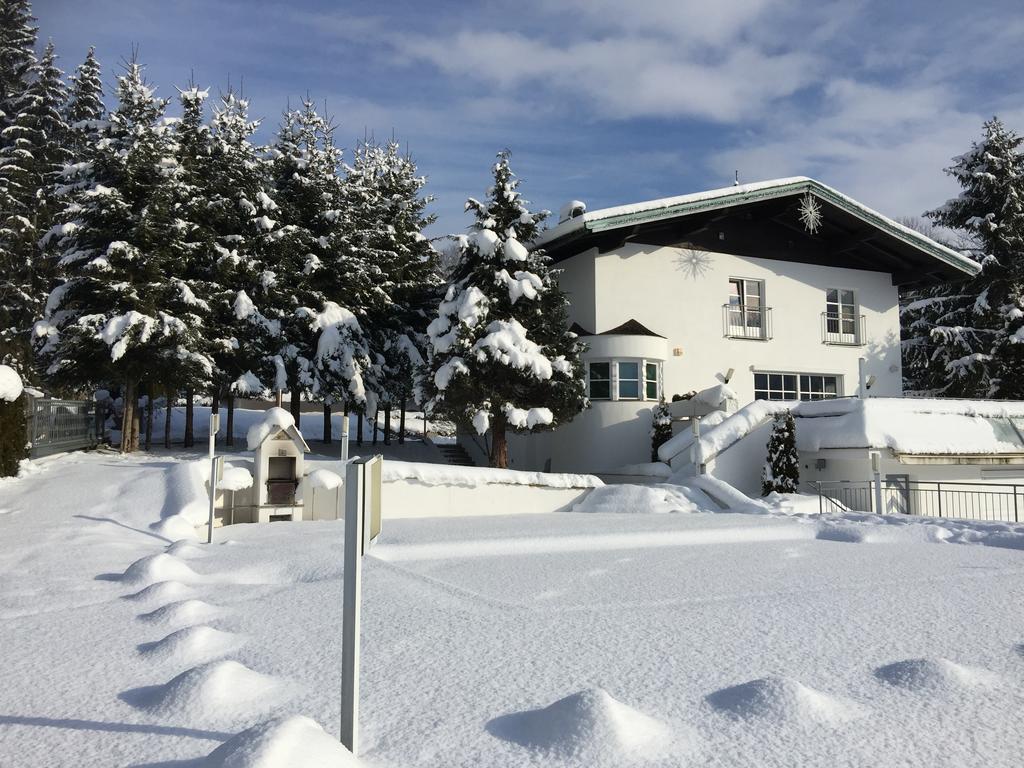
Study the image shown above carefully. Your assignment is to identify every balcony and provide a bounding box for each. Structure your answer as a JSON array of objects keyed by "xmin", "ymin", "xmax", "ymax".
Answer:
[
  {"xmin": 821, "ymin": 312, "xmax": 865, "ymax": 346},
  {"xmin": 722, "ymin": 304, "xmax": 772, "ymax": 340}
]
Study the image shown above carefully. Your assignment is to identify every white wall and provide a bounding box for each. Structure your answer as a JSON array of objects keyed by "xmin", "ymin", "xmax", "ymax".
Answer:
[
  {"xmin": 382, "ymin": 480, "xmax": 593, "ymax": 518},
  {"xmin": 576, "ymin": 243, "xmax": 902, "ymax": 403},
  {"xmin": 704, "ymin": 420, "xmax": 775, "ymax": 497}
]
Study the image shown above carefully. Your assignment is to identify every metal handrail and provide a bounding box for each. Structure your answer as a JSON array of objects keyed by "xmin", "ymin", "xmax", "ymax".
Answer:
[
  {"xmin": 821, "ymin": 312, "xmax": 866, "ymax": 346},
  {"xmin": 722, "ymin": 304, "xmax": 772, "ymax": 340},
  {"xmin": 815, "ymin": 479, "xmax": 1022, "ymax": 523}
]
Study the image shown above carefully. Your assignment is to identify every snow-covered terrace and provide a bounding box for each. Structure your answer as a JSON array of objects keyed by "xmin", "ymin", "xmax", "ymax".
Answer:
[{"xmin": 661, "ymin": 397, "xmax": 1024, "ymax": 466}]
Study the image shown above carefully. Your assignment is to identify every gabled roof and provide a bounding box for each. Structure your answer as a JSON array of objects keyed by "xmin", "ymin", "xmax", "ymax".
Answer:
[{"xmin": 534, "ymin": 177, "xmax": 980, "ymax": 286}]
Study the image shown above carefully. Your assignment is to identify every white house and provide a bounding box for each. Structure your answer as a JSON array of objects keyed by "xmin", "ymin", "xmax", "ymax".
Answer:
[{"xmin": 465, "ymin": 177, "xmax": 980, "ymax": 474}]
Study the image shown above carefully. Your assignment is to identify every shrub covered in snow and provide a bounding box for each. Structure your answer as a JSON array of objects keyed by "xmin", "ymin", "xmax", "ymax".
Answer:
[
  {"xmin": 425, "ymin": 151, "xmax": 586, "ymax": 467},
  {"xmin": 761, "ymin": 411, "xmax": 799, "ymax": 495},
  {"xmin": 0, "ymin": 366, "xmax": 27, "ymax": 477},
  {"xmin": 650, "ymin": 399, "xmax": 672, "ymax": 462}
]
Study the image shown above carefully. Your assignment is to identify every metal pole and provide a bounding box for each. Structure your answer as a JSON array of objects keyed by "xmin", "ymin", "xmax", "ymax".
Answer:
[
  {"xmin": 1015, "ymin": 485, "xmax": 1019, "ymax": 523},
  {"xmin": 341, "ymin": 459, "xmax": 365, "ymax": 753},
  {"xmin": 341, "ymin": 410, "xmax": 350, "ymax": 464},
  {"xmin": 870, "ymin": 451, "xmax": 883, "ymax": 515},
  {"xmin": 817, "ymin": 481, "xmax": 823, "ymax": 516},
  {"xmin": 207, "ymin": 455, "xmax": 222, "ymax": 544},
  {"xmin": 936, "ymin": 482, "xmax": 942, "ymax": 518},
  {"xmin": 209, "ymin": 413, "xmax": 220, "ymax": 461}
]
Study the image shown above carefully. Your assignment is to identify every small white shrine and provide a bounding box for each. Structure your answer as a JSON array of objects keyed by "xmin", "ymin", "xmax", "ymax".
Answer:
[{"xmin": 246, "ymin": 407, "xmax": 310, "ymax": 523}]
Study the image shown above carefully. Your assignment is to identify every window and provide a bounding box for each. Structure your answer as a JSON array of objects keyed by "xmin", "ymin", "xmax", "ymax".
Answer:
[
  {"xmin": 617, "ymin": 362, "xmax": 640, "ymax": 399},
  {"xmin": 825, "ymin": 289, "xmax": 858, "ymax": 343},
  {"xmin": 755, "ymin": 372, "xmax": 841, "ymax": 401},
  {"xmin": 588, "ymin": 359, "xmax": 661, "ymax": 401},
  {"xmin": 726, "ymin": 278, "xmax": 767, "ymax": 338},
  {"xmin": 645, "ymin": 362, "xmax": 659, "ymax": 400},
  {"xmin": 588, "ymin": 362, "xmax": 610, "ymax": 400}
]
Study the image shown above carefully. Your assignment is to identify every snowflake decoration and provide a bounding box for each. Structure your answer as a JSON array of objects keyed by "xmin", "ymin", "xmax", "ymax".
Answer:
[{"xmin": 798, "ymin": 192, "xmax": 823, "ymax": 234}]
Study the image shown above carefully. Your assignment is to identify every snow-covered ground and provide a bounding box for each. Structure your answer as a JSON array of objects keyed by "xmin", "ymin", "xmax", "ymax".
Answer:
[{"xmin": 2, "ymin": 452, "xmax": 1024, "ymax": 766}]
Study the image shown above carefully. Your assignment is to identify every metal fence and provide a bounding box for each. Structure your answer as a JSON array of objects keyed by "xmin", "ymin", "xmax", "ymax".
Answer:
[
  {"xmin": 815, "ymin": 479, "xmax": 1023, "ymax": 523},
  {"xmin": 722, "ymin": 304, "xmax": 773, "ymax": 340},
  {"xmin": 26, "ymin": 397, "xmax": 100, "ymax": 458}
]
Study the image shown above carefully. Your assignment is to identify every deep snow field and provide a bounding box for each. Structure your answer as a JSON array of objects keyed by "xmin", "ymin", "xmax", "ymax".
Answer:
[{"xmin": 2, "ymin": 451, "xmax": 1024, "ymax": 767}]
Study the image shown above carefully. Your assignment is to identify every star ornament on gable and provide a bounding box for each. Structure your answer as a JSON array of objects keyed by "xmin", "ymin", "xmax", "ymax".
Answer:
[{"xmin": 798, "ymin": 192, "xmax": 823, "ymax": 234}]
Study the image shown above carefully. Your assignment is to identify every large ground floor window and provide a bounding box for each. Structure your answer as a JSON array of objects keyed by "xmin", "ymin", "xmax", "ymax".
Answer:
[
  {"xmin": 588, "ymin": 359, "xmax": 662, "ymax": 401},
  {"xmin": 754, "ymin": 371, "xmax": 840, "ymax": 401}
]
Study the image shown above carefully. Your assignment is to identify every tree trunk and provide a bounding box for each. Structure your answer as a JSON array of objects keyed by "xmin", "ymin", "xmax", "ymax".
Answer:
[
  {"xmin": 383, "ymin": 404, "xmax": 391, "ymax": 445},
  {"xmin": 226, "ymin": 395, "xmax": 235, "ymax": 446},
  {"xmin": 131, "ymin": 392, "xmax": 141, "ymax": 452},
  {"xmin": 120, "ymin": 379, "xmax": 136, "ymax": 453},
  {"xmin": 323, "ymin": 402, "xmax": 332, "ymax": 444},
  {"xmin": 357, "ymin": 411, "xmax": 363, "ymax": 446},
  {"xmin": 164, "ymin": 387, "xmax": 173, "ymax": 449},
  {"xmin": 184, "ymin": 388, "xmax": 194, "ymax": 448},
  {"xmin": 211, "ymin": 390, "xmax": 221, "ymax": 446},
  {"xmin": 489, "ymin": 412, "xmax": 508, "ymax": 468},
  {"xmin": 144, "ymin": 382, "xmax": 153, "ymax": 451},
  {"xmin": 372, "ymin": 409, "xmax": 378, "ymax": 445},
  {"xmin": 399, "ymin": 400, "xmax": 406, "ymax": 445},
  {"xmin": 290, "ymin": 386, "xmax": 301, "ymax": 428}
]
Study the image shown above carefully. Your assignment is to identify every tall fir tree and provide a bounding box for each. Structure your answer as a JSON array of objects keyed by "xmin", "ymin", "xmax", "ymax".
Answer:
[
  {"xmin": 64, "ymin": 47, "xmax": 104, "ymax": 157},
  {"xmin": 901, "ymin": 118, "xmax": 1024, "ymax": 397},
  {"xmin": 425, "ymin": 151, "xmax": 586, "ymax": 468},
  {"xmin": 761, "ymin": 411, "xmax": 799, "ymax": 495},
  {"xmin": 0, "ymin": 0, "xmax": 37, "ymax": 128},
  {"xmin": 36, "ymin": 60, "xmax": 210, "ymax": 451},
  {"xmin": 0, "ymin": 39, "xmax": 69, "ymax": 375}
]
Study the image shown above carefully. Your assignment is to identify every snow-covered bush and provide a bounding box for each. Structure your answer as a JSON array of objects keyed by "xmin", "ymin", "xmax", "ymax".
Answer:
[
  {"xmin": 0, "ymin": 365, "xmax": 27, "ymax": 477},
  {"xmin": 650, "ymin": 399, "xmax": 672, "ymax": 462},
  {"xmin": 761, "ymin": 411, "xmax": 799, "ymax": 495}
]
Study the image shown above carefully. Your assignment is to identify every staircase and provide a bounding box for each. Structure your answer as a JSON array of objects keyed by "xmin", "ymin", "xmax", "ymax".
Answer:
[{"xmin": 436, "ymin": 442, "xmax": 476, "ymax": 467}]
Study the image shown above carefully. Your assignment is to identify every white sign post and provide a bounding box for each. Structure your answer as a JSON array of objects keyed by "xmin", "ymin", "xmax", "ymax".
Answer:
[
  {"xmin": 206, "ymin": 415, "xmax": 222, "ymax": 544},
  {"xmin": 340, "ymin": 455, "xmax": 383, "ymax": 754}
]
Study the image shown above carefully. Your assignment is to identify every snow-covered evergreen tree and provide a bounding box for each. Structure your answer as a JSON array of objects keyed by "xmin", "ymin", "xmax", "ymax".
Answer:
[
  {"xmin": 901, "ymin": 118, "xmax": 1024, "ymax": 397},
  {"xmin": 650, "ymin": 399, "xmax": 672, "ymax": 462},
  {"xmin": 0, "ymin": 39, "xmax": 69, "ymax": 375},
  {"xmin": 761, "ymin": 411, "xmax": 799, "ymax": 495},
  {"xmin": 0, "ymin": 1, "xmax": 37, "ymax": 127},
  {"xmin": 64, "ymin": 47, "xmax": 103, "ymax": 156},
  {"xmin": 35, "ymin": 60, "xmax": 209, "ymax": 451},
  {"xmin": 264, "ymin": 100, "xmax": 372, "ymax": 425},
  {"xmin": 425, "ymin": 151, "xmax": 586, "ymax": 467}
]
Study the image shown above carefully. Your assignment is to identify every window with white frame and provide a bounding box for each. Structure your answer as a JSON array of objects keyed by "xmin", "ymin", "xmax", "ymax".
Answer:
[
  {"xmin": 588, "ymin": 359, "xmax": 661, "ymax": 401},
  {"xmin": 588, "ymin": 362, "xmax": 611, "ymax": 400},
  {"xmin": 825, "ymin": 288, "xmax": 858, "ymax": 343},
  {"xmin": 754, "ymin": 372, "xmax": 841, "ymax": 401},
  {"xmin": 727, "ymin": 278, "xmax": 764, "ymax": 336}
]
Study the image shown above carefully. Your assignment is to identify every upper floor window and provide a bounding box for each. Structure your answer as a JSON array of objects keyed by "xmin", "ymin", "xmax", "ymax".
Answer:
[
  {"xmin": 725, "ymin": 278, "xmax": 770, "ymax": 339},
  {"xmin": 823, "ymin": 289, "xmax": 862, "ymax": 344}
]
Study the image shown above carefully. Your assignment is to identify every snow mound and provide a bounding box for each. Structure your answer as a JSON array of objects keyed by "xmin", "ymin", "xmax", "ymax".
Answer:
[
  {"xmin": 705, "ymin": 676, "xmax": 864, "ymax": 724},
  {"xmin": 166, "ymin": 539, "xmax": 208, "ymax": 559},
  {"xmin": 138, "ymin": 625, "xmax": 245, "ymax": 666},
  {"xmin": 307, "ymin": 468, "xmax": 343, "ymax": 490},
  {"xmin": 202, "ymin": 715, "xmax": 359, "ymax": 768},
  {"xmin": 247, "ymin": 407, "xmax": 295, "ymax": 451},
  {"xmin": 122, "ymin": 553, "xmax": 201, "ymax": 586},
  {"xmin": 124, "ymin": 580, "xmax": 196, "ymax": 604},
  {"xmin": 571, "ymin": 484, "xmax": 713, "ymax": 514},
  {"xmin": 139, "ymin": 598, "xmax": 222, "ymax": 627},
  {"xmin": 874, "ymin": 658, "xmax": 1000, "ymax": 691},
  {"xmin": 126, "ymin": 660, "xmax": 291, "ymax": 725},
  {"xmin": 486, "ymin": 688, "xmax": 673, "ymax": 760},
  {"xmin": 0, "ymin": 365, "xmax": 24, "ymax": 402},
  {"xmin": 219, "ymin": 466, "xmax": 254, "ymax": 491},
  {"xmin": 152, "ymin": 513, "xmax": 200, "ymax": 541},
  {"xmin": 383, "ymin": 460, "xmax": 602, "ymax": 489}
]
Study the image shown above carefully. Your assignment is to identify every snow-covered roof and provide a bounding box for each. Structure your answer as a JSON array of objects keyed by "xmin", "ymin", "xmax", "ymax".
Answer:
[
  {"xmin": 245, "ymin": 407, "xmax": 310, "ymax": 452},
  {"xmin": 668, "ymin": 397, "xmax": 1024, "ymax": 465},
  {"xmin": 534, "ymin": 177, "xmax": 979, "ymax": 280}
]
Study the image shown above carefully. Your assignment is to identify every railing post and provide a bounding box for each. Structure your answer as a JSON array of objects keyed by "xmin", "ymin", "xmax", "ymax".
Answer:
[
  {"xmin": 817, "ymin": 481, "xmax": 823, "ymax": 516},
  {"xmin": 1014, "ymin": 486, "xmax": 1019, "ymax": 524},
  {"xmin": 936, "ymin": 482, "xmax": 942, "ymax": 518}
]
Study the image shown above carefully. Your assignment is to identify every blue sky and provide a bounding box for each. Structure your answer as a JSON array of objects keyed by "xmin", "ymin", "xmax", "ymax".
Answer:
[{"xmin": 36, "ymin": 0, "xmax": 1024, "ymax": 236}]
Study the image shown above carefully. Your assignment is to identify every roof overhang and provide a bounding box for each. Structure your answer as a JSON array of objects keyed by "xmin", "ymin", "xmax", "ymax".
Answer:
[{"xmin": 535, "ymin": 178, "xmax": 980, "ymax": 287}]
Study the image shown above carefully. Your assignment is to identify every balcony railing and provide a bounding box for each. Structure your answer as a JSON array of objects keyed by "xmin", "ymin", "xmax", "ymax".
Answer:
[
  {"xmin": 821, "ymin": 312, "xmax": 865, "ymax": 346},
  {"xmin": 723, "ymin": 304, "xmax": 772, "ymax": 340}
]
